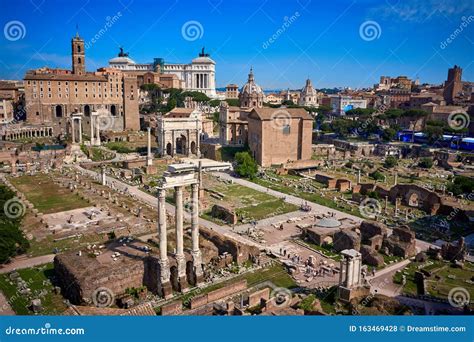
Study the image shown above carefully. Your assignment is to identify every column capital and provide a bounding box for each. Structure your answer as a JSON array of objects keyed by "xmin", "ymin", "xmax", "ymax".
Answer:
[{"xmin": 157, "ymin": 188, "xmax": 166, "ymax": 199}]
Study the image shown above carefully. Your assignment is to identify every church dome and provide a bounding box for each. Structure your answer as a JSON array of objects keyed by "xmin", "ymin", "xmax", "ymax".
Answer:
[
  {"xmin": 241, "ymin": 68, "xmax": 263, "ymax": 95},
  {"xmin": 301, "ymin": 78, "xmax": 317, "ymax": 96}
]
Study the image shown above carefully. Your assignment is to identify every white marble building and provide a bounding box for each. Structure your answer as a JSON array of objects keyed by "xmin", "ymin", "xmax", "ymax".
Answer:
[
  {"xmin": 157, "ymin": 108, "xmax": 202, "ymax": 157},
  {"xmin": 163, "ymin": 48, "xmax": 217, "ymax": 98},
  {"xmin": 108, "ymin": 48, "xmax": 217, "ymax": 98}
]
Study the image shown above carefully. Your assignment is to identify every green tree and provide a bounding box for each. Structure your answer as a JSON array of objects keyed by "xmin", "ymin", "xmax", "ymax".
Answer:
[
  {"xmin": 369, "ymin": 170, "xmax": 385, "ymax": 181},
  {"xmin": 0, "ymin": 186, "xmax": 29, "ymax": 263},
  {"xmin": 447, "ymin": 176, "xmax": 474, "ymax": 196},
  {"xmin": 383, "ymin": 156, "xmax": 398, "ymax": 168},
  {"xmin": 225, "ymin": 99, "xmax": 240, "ymax": 107},
  {"xmin": 234, "ymin": 151, "xmax": 258, "ymax": 179},
  {"xmin": 418, "ymin": 157, "xmax": 433, "ymax": 169},
  {"xmin": 382, "ymin": 128, "xmax": 397, "ymax": 142}
]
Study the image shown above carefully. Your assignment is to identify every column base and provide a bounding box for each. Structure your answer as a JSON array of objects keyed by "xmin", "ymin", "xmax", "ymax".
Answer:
[
  {"xmin": 195, "ymin": 272, "xmax": 204, "ymax": 286},
  {"xmin": 161, "ymin": 281, "xmax": 173, "ymax": 299},
  {"xmin": 178, "ymin": 276, "xmax": 189, "ymax": 293}
]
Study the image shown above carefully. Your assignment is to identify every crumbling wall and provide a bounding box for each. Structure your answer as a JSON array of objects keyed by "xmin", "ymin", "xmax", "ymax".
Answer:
[{"xmin": 199, "ymin": 227, "xmax": 260, "ymax": 264}]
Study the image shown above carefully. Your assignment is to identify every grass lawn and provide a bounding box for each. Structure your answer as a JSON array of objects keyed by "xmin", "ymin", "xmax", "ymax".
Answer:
[
  {"xmin": 394, "ymin": 260, "xmax": 474, "ymax": 300},
  {"xmin": 0, "ymin": 263, "xmax": 67, "ymax": 315},
  {"xmin": 10, "ymin": 174, "xmax": 89, "ymax": 214},
  {"xmin": 164, "ymin": 177, "xmax": 299, "ymax": 224},
  {"xmin": 27, "ymin": 233, "xmax": 105, "ymax": 257},
  {"xmin": 210, "ymin": 182, "xmax": 298, "ymax": 221},
  {"xmin": 252, "ymin": 174, "xmax": 363, "ymax": 218}
]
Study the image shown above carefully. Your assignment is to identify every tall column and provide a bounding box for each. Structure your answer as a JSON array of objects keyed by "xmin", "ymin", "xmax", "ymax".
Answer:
[
  {"xmin": 90, "ymin": 116, "xmax": 95, "ymax": 145},
  {"xmin": 158, "ymin": 189, "xmax": 172, "ymax": 298},
  {"xmin": 101, "ymin": 166, "xmax": 106, "ymax": 186},
  {"xmin": 175, "ymin": 186, "xmax": 188, "ymax": 292},
  {"xmin": 95, "ymin": 115, "xmax": 100, "ymax": 146},
  {"xmin": 346, "ymin": 258, "xmax": 354, "ymax": 288},
  {"xmin": 147, "ymin": 127, "xmax": 152, "ymax": 166},
  {"xmin": 71, "ymin": 119, "xmax": 76, "ymax": 143},
  {"xmin": 78, "ymin": 119, "xmax": 83, "ymax": 144},
  {"xmin": 191, "ymin": 183, "xmax": 203, "ymax": 284}
]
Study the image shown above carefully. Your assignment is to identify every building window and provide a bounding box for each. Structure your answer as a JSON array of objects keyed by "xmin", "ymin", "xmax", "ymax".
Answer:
[{"xmin": 283, "ymin": 125, "xmax": 290, "ymax": 135}]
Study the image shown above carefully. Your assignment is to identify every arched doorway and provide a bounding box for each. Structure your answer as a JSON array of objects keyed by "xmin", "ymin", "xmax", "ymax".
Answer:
[
  {"xmin": 110, "ymin": 105, "xmax": 116, "ymax": 116},
  {"xmin": 176, "ymin": 135, "xmax": 187, "ymax": 155},
  {"xmin": 55, "ymin": 105, "xmax": 63, "ymax": 118},
  {"xmin": 166, "ymin": 143, "xmax": 172, "ymax": 156},
  {"xmin": 169, "ymin": 266, "xmax": 179, "ymax": 292},
  {"xmin": 186, "ymin": 261, "xmax": 196, "ymax": 286},
  {"xmin": 190, "ymin": 141, "xmax": 196, "ymax": 155},
  {"xmin": 84, "ymin": 105, "xmax": 90, "ymax": 117}
]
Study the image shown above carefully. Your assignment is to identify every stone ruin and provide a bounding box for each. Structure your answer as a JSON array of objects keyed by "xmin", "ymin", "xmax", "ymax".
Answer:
[
  {"xmin": 330, "ymin": 220, "xmax": 416, "ymax": 267},
  {"xmin": 210, "ymin": 204, "xmax": 238, "ymax": 225}
]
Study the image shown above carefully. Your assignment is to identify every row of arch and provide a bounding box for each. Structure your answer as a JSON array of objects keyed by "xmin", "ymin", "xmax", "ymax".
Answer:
[
  {"xmin": 164, "ymin": 135, "xmax": 197, "ymax": 156},
  {"xmin": 54, "ymin": 104, "xmax": 118, "ymax": 118}
]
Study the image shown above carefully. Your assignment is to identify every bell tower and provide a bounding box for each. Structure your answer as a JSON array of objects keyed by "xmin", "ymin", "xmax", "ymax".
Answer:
[{"xmin": 71, "ymin": 31, "xmax": 85, "ymax": 75}]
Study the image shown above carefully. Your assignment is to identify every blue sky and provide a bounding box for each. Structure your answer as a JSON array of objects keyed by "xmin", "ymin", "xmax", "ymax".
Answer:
[{"xmin": 0, "ymin": 0, "xmax": 473, "ymax": 89}]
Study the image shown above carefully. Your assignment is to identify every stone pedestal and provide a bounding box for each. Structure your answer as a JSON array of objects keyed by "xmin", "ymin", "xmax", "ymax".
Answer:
[{"xmin": 146, "ymin": 165, "xmax": 158, "ymax": 175}]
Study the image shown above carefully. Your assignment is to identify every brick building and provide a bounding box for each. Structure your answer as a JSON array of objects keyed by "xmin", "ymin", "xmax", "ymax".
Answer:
[
  {"xmin": 23, "ymin": 33, "xmax": 139, "ymax": 136},
  {"xmin": 247, "ymin": 107, "xmax": 313, "ymax": 166}
]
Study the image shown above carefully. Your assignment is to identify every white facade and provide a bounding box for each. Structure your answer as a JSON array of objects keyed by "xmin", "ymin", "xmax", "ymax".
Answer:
[
  {"xmin": 163, "ymin": 54, "xmax": 217, "ymax": 98},
  {"xmin": 157, "ymin": 108, "xmax": 202, "ymax": 157},
  {"xmin": 330, "ymin": 95, "xmax": 367, "ymax": 116},
  {"xmin": 299, "ymin": 79, "xmax": 319, "ymax": 107},
  {"xmin": 108, "ymin": 49, "xmax": 217, "ymax": 98}
]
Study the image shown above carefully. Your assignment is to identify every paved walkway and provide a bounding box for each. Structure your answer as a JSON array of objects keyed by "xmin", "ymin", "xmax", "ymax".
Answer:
[
  {"xmin": 213, "ymin": 172, "xmax": 363, "ymax": 222},
  {"xmin": 0, "ymin": 254, "xmax": 55, "ymax": 274}
]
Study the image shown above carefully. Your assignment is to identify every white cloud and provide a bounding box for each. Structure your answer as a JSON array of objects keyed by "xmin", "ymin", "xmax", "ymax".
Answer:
[{"xmin": 371, "ymin": 0, "xmax": 474, "ymax": 23}]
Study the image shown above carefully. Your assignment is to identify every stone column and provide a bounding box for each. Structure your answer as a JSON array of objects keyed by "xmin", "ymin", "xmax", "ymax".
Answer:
[
  {"xmin": 90, "ymin": 116, "xmax": 95, "ymax": 145},
  {"xmin": 191, "ymin": 183, "xmax": 203, "ymax": 284},
  {"xmin": 394, "ymin": 172, "xmax": 398, "ymax": 186},
  {"xmin": 96, "ymin": 115, "xmax": 101, "ymax": 146},
  {"xmin": 101, "ymin": 167, "xmax": 106, "ymax": 186},
  {"xmin": 175, "ymin": 186, "xmax": 188, "ymax": 292},
  {"xmin": 346, "ymin": 258, "xmax": 354, "ymax": 288},
  {"xmin": 395, "ymin": 197, "xmax": 399, "ymax": 217},
  {"xmin": 71, "ymin": 119, "xmax": 76, "ymax": 143},
  {"xmin": 158, "ymin": 189, "xmax": 172, "ymax": 298},
  {"xmin": 78, "ymin": 118, "xmax": 83, "ymax": 144},
  {"xmin": 147, "ymin": 127, "xmax": 152, "ymax": 166},
  {"xmin": 357, "ymin": 170, "xmax": 361, "ymax": 184}
]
